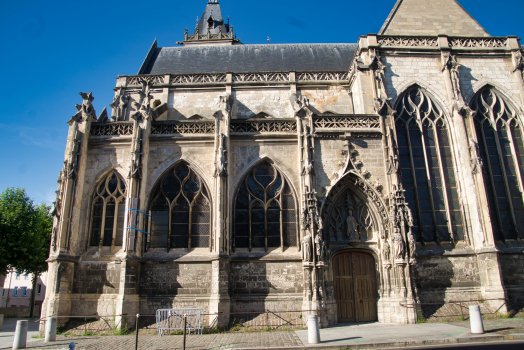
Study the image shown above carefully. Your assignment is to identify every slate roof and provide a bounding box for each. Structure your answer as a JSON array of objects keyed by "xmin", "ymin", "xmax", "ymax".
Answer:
[
  {"xmin": 139, "ymin": 43, "xmax": 358, "ymax": 75},
  {"xmin": 197, "ymin": 1, "xmax": 228, "ymax": 35}
]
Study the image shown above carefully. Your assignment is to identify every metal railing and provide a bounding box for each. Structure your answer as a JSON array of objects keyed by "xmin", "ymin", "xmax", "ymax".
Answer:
[
  {"xmin": 400, "ymin": 298, "xmax": 508, "ymax": 320},
  {"xmin": 156, "ymin": 308, "xmax": 204, "ymax": 336}
]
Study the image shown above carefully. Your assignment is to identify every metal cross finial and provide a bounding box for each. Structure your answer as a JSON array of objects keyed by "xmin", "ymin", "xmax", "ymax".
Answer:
[{"xmin": 267, "ymin": 36, "xmax": 271, "ymax": 43}]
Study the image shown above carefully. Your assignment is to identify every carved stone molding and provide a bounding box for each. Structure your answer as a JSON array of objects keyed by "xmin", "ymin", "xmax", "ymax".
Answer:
[
  {"xmin": 69, "ymin": 92, "xmax": 96, "ymax": 124},
  {"xmin": 230, "ymin": 119, "xmax": 297, "ymax": 133},
  {"xmin": 127, "ymin": 75, "xmax": 164, "ymax": 86},
  {"xmin": 170, "ymin": 74, "xmax": 227, "ymax": 85},
  {"xmin": 449, "ymin": 37, "xmax": 507, "ymax": 48},
  {"xmin": 150, "ymin": 121, "xmax": 215, "ymax": 135},
  {"xmin": 296, "ymin": 72, "xmax": 348, "ymax": 82},
  {"xmin": 213, "ymin": 133, "xmax": 227, "ymax": 178},
  {"xmin": 313, "ymin": 116, "xmax": 381, "ymax": 130},
  {"xmin": 90, "ymin": 123, "xmax": 134, "ymax": 136},
  {"xmin": 378, "ymin": 36, "xmax": 438, "ymax": 47},
  {"xmin": 232, "ymin": 73, "xmax": 289, "ymax": 83}
]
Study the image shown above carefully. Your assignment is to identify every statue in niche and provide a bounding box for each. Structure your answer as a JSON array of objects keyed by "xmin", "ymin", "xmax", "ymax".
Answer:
[
  {"xmin": 314, "ymin": 233, "xmax": 325, "ymax": 261},
  {"xmin": 382, "ymin": 239, "xmax": 390, "ymax": 262},
  {"xmin": 213, "ymin": 133, "xmax": 227, "ymax": 177},
  {"xmin": 392, "ymin": 228, "xmax": 405, "ymax": 261},
  {"xmin": 346, "ymin": 204, "xmax": 359, "ymax": 241},
  {"xmin": 301, "ymin": 233, "xmax": 312, "ymax": 262}
]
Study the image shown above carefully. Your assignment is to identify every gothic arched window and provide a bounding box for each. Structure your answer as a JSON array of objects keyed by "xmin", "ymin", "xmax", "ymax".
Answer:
[
  {"xmin": 471, "ymin": 86, "xmax": 524, "ymax": 240},
  {"xmin": 233, "ymin": 161, "xmax": 297, "ymax": 251},
  {"xmin": 90, "ymin": 171, "xmax": 127, "ymax": 247},
  {"xmin": 148, "ymin": 162, "xmax": 211, "ymax": 249},
  {"xmin": 395, "ymin": 86, "xmax": 462, "ymax": 243}
]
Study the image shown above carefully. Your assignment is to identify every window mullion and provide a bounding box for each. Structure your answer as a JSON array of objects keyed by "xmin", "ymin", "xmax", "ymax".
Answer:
[
  {"xmin": 264, "ymin": 189, "xmax": 268, "ymax": 252},
  {"xmin": 111, "ymin": 198, "xmax": 119, "ymax": 249},
  {"xmin": 493, "ymin": 122, "xmax": 519, "ymax": 239},
  {"xmin": 420, "ymin": 123, "xmax": 439, "ymax": 243},
  {"xmin": 248, "ymin": 194, "xmax": 252, "ymax": 252},
  {"xmin": 188, "ymin": 200, "xmax": 193, "ymax": 250},
  {"xmin": 99, "ymin": 199, "xmax": 108, "ymax": 247},
  {"xmin": 479, "ymin": 123, "xmax": 506, "ymax": 239},
  {"xmin": 167, "ymin": 197, "xmax": 173, "ymax": 249},
  {"xmin": 280, "ymin": 190, "xmax": 284, "ymax": 249},
  {"xmin": 404, "ymin": 120, "xmax": 424, "ymax": 243},
  {"xmin": 433, "ymin": 124, "xmax": 454, "ymax": 240},
  {"xmin": 505, "ymin": 122, "xmax": 524, "ymax": 211}
]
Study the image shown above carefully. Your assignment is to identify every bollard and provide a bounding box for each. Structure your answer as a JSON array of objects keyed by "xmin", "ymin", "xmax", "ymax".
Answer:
[
  {"xmin": 307, "ymin": 315, "xmax": 321, "ymax": 344},
  {"xmin": 69, "ymin": 342, "xmax": 76, "ymax": 349},
  {"xmin": 183, "ymin": 314, "xmax": 187, "ymax": 350},
  {"xmin": 12, "ymin": 320, "xmax": 28, "ymax": 349},
  {"xmin": 45, "ymin": 317, "xmax": 57, "ymax": 342},
  {"xmin": 135, "ymin": 314, "xmax": 140, "ymax": 350},
  {"xmin": 469, "ymin": 305, "xmax": 484, "ymax": 334},
  {"xmin": 0, "ymin": 314, "xmax": 4, "ymax": 331}
]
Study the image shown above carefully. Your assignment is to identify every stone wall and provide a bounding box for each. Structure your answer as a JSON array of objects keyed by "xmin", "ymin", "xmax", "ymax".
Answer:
[
  {"xmin": 230, "ymin": 261, "xmax": 303, "ymax": 312},
  {"xmin": 73, "ymin": 262, "xmax": 121, "ymax": 294},
  {"xmin": 412, "ymin": 255, "xmax": 481, "ymax": 302}
]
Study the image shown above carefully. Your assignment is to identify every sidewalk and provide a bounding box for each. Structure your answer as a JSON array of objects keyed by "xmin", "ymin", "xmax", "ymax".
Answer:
[
  {"xmin": 3, "ymin": 318, "xmax": 524, "ymax": 350},
  {"xmin": 0, "ymin": 317, "xmax": 41, "ymax": 349}
]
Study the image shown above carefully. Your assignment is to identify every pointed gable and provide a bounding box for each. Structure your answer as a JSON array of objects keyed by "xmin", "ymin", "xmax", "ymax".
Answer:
[
  {"xmin": 197, "ymin": 0, "xmax": 228, "ymax": 34},
  {"xmin": 379, "ymin": 0, "xmax": 490, "ymax": 37}
]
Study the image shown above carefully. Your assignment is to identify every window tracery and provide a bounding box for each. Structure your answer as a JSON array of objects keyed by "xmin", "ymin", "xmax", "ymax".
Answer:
[
  {"xmin": 90, "ymin": 171, "xmax": 127, "ymax": 247},
  {"xmin": 233, "ymin": 161, "xmax": 297, "ymax": 251},
  {"xmin": 148, "ymin": 162, "xmax": 211, "ymax": 249},
  {"xmin": 395, "ymin": 86, "xmax": 462, "ymax": 243},
  {"xmin": 471, "ymin": 86, "xmax": 524, "ymax": 240}
]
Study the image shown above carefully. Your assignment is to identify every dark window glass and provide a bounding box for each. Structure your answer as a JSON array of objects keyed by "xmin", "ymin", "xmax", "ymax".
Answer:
[
  {"xmin": 395, "ymin": 86, "xmax": 461, "ymax": 242},
  {"xmin": 90, "ymin": 171, "xmax": 127, "ymax": 247},
  {"xmin": 471, "ymin": 86, "xmax": 524, "ymax": 240},
  {"xmin": 147, "ymin": 162, "xmax": 211, "ymax": 250},
  {"xmin": 233, "ymin": 161, "xmax": 297, "ymax": 251}
]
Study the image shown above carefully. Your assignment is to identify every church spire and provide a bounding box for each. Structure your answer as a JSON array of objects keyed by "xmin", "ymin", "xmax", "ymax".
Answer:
[
  {"xmin": 177, "ymin": 0, "xmax": 241, "ymax": 46},
  {"xmin": 379, "ymin": 0, "xmax": 490, "ymax": 37}
]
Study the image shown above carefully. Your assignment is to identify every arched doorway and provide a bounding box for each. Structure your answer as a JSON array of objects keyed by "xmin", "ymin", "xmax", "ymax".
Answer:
[{"xmin": 332, "ymin": 251, "xmax": 377, "ymax": 322}]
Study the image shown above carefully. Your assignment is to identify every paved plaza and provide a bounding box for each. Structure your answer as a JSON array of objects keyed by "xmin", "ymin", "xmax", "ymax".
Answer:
[{"xmin": 1, "ymin": 318, "xmax": 524, "ymax": 349}]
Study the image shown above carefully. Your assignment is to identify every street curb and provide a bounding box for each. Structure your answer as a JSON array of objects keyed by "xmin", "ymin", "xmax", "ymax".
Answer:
[{"xmin": 227, "ymin": 334, "xmax": 524, "ymax": 350}]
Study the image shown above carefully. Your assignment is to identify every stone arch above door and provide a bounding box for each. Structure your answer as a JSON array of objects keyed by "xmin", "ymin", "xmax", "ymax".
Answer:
[{"xmin": 320, "ymin": 172, "xmax": 388, "ymax": 247}]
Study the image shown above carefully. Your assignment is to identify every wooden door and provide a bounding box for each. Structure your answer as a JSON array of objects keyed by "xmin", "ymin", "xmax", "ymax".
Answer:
[{"xmin": 333, "ymin": 251, "xmax": 377, "ymax": 322}]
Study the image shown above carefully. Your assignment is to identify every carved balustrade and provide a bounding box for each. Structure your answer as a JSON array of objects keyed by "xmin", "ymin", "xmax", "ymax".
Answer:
[
  {"xmin": 313, "ymin": 115, "xmax": 381, "ymax": 130},
  {"xmin": 232, "ymin": 73, "xmax": 289, "ymax": 83},
  {"xmin": 377, "ymin": 36, "xmax": 438, "ymax": 47},
  {"xmin": 170, "ymin": 74, "xmax": 227, "ymax": 85},
  {"xmin": 230, "ymin": 119, "xmax": 297, "ymax": 133},
  {"xmin": 90, "ymin": 122, "xmax": 134, "ymax": 136},
  {"xmin": 376, "ymin": 35, "xmax": 509, "ymax": 49},
  {"xmin": 449, "ymin": 37, "xmax": 507, "ymax": 48},
  {"xmin": 150, "ymin": 121, "xmax": 215, "ymax": 135},
  {"xmin": 296, "ymin": 72, "xmax": 349, "ymax": 82}
]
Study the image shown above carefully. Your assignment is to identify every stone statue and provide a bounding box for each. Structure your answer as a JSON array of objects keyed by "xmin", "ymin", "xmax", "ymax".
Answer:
[
  {"xmin": 132, "ymin": 80, "xmax": 153, "ymax": 121},
  {"xmin": 314, "ymin": 233, "xmax": 325, "ymax": 260},
  {"xmin": 214, "ymin": 133, "xmax": 227, "ymax": 177},
  {"xmin": 110, "ymin": 91, "xmax": 130, "ymax": 121},
  {"xmin": 301, "ymin": 234, "xmax": 312, "ymax": 262},
  {"xmin": 71, "ymin": 92, "xmax": 96, "ymax": 122},
  {"xmin": 382, "ymin": 239, "xmax": 390, "ymax": 262},
  {"xmin": 346, "ymin": 205, "xmax": 359, "ymax": 241},
  {"xmin": 392, "ymin": 229, "xmax": 405, "ymax": 260}
]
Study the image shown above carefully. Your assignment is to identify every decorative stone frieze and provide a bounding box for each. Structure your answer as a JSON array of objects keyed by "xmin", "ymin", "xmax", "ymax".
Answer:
[
  {"xmin": 150, "ymin": 121, "xmax": 215, "ymax": 134},
  {"xmin": 89, "ymin": 122, "xmax": 133, "ymax": 136},
  {"xmin": 230, "ymin": 119, "xmax": 297, "ymax": 133}
]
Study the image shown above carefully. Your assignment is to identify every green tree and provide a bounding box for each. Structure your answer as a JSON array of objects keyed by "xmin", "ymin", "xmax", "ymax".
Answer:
[{"xmin": 0, "ymin": 188, "xmax": 52, "ymax": 316}]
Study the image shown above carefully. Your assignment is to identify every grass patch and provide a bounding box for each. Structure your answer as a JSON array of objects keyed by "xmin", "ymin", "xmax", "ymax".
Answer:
[
  {"xmin": 82, "ymin": 330, "xmax": 97, "ymax": 336},
  {"xmin": 457, "ymin": 316, "xmax": 466, "ymax": 321},
  {"xmin": 416, "ymin": 310, "xmax": 426, "ymax": 324},
  {"xmin": 112, "ymin": 324, "xmax": 130, "ymax": 336},
  {"xmin": 32, "ymin": 333, "xmax": 45, "ymax": 339}
]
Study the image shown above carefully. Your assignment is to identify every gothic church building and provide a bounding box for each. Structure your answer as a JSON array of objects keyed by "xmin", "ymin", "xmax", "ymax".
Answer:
[{"xmin": 43, "ymin": 0, "xmax": 524, "ymax": 327}]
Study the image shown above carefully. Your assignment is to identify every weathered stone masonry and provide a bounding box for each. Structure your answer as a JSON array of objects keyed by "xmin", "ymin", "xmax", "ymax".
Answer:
[{"xmin": 41, "ymin": 0, "xmax": 524, "ymax": 330}]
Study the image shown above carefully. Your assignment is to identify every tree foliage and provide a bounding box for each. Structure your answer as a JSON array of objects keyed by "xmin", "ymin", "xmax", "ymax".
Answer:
[{"xmin": 0, "ymin": 188, "xmax": 52, "ymax": 276}]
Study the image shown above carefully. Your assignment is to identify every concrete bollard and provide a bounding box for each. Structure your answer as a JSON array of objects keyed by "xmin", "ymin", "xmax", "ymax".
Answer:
[
  {"xmin": 0, "ymin": 314, "xmax": 4, "ymax": 330},
  {"xmin": 45, "ymin": 317, "xmax": 57, "ymax": 342},
  {"xmin": 12, "ymin": 320, "xmax": 28, "ymax": 349},
  {"xmin": 469, "ymin": 305, "xmax": 484, "ymax": 334},
  {"xmin": 307, "ymin": 315, "xmax": 321, "ymax": 344},
  {"xmin": 69, "ymin": 342, "xmax": 76, "ymax": 349}
]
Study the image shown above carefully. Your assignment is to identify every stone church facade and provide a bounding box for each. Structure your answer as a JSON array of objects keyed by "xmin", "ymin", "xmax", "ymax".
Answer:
[{"xmin": 42, "ymin": 0, "xmax": 524, "ymax": 328}]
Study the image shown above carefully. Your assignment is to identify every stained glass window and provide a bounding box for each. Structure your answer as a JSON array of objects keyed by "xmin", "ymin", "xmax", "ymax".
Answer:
[
  {"xmin": 233, "ymin": 161, "xmax": 297, "ymax": 251},
  {"xmin": 148, "ymin": 162, "xmax": 211, "ymax": 249},
  {"xmin": 395, "ymin": 86, "xmax": 462, "ymax": 242},
  {"xmin": 471, "ymin": 86, "xmax": 524, "ymax": 240},
  {"xmin": 90, "ymin": 171, "xmax": 127, "ymax": 247}
]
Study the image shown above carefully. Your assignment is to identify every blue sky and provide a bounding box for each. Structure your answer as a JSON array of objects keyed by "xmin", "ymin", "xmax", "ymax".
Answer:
[{"xmin": 0, "ymin": 0, "xmax": 523, "ymax": 205}]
